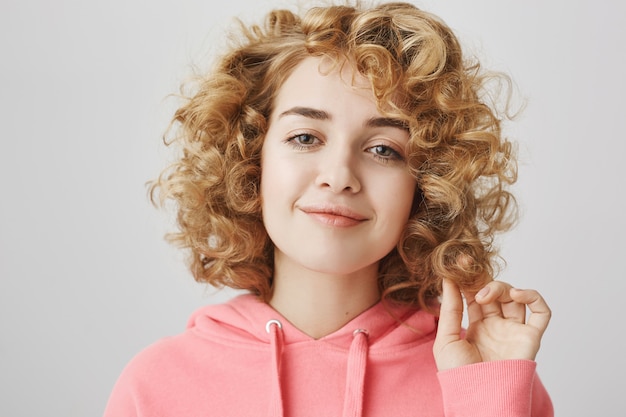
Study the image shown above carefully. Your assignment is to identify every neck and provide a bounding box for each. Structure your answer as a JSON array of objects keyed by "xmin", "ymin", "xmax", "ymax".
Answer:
[{"xmin": 269, "ymin": 251, "xmax": 381, "ymax": 339}]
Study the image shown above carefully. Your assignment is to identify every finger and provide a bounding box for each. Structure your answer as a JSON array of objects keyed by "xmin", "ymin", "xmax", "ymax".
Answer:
[
  {"xmin": 511, "ymin": 288, "xmax": 552, "ymax": 334},
  {"xmin": 435, "ymin": 279, "xmax": 464, "ymax": 345},
  {"xmin": 462, "ymin": 290, "xmax": 483, "ymax": 324},
  {"xmin": 474, "ymin": 281, "xmax": 513, "ymax": 319},
  {"xmin": 476, "ymin": 281, "xmax": 527, "ymax": 322},
  {"xmin": 500, "ymin": 286, "xmax": 528, "ymax": 323}
]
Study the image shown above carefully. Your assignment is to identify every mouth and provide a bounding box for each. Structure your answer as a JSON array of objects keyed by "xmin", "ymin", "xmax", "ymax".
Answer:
[{"xmin": 299, "ymin": 204, "xmax": 368, "ymax": 227}]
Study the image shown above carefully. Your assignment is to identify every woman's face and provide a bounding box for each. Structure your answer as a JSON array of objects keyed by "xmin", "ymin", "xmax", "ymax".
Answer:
[{"xmin": 260, "ymin": 57, "xmax": 416, "ymax": 276}]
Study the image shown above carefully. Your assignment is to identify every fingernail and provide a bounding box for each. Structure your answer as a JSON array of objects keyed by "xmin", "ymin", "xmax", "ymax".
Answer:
[{"xmin": 477, "ymin": 286, "xmax": 490, "ymax": 298}]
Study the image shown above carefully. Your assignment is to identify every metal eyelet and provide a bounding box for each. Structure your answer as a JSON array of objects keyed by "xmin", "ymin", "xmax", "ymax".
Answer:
[
  {"xmin": 265, "ymin": 319, "xmax": 283, "ymax": 333},
  {"xmin": 353, "ymin": 328, "xmax": 369, "ymax": 336}
]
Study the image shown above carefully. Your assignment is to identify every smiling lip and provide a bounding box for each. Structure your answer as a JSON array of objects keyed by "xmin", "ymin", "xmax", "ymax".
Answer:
[{"xmin": 299, "ymin": 204, "xmax": 368, "ymax": 227}]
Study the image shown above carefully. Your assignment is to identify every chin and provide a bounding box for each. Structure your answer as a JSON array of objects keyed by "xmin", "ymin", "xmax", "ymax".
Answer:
[{"xmin": 301, "ymin": 257, "xmax": 379, "ymax": 277}]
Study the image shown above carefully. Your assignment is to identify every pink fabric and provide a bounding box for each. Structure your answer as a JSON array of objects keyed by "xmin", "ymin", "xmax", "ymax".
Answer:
[{"xmin": 103, "ymin": 294, "xmax": 553, "ymax": 417}]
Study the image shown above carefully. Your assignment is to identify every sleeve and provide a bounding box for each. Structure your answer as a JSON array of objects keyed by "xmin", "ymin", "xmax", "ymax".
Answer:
[
  {"xmin": 102, "ymin": 361, "xmax": 141, "ymax": 417},
  {"xmin": 437, "ymin": 359, "xmax": 553, "ymax": 417},
  {"xmin": 101, "ymin": 340, "xmax": 171, "ymax": 417}
]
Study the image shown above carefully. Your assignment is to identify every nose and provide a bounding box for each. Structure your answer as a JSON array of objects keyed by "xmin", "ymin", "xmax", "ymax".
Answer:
[{"xmin": 315, "ymin": 145, "xmax": 361, "ymax": 193}]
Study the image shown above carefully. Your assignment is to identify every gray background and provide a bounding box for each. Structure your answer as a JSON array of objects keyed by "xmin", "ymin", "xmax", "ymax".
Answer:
[{"xmin": 1, "ymin": 0, "xmax": 624, "ymax": 416}]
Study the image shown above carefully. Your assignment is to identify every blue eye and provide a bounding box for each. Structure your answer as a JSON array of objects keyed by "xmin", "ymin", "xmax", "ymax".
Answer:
[
  {"xmin": 290, "ymin": 133, "xmax": 317, "ymax": 145},
  {"xmin": 372, "ymin": 145, "xmax": 395, "ymax": 157},
  {"xmin": 367, "ymin": 144, "xmax": 403, "ymax": 162},
  {"xmin": 286, "ymin": 133, "xmax": 321, "ymax": 150}
]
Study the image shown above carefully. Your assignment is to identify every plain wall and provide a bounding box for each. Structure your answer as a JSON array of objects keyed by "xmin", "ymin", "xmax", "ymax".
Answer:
[{"xmin": 1, "ymin": 1, "xmax": 624, "ymax": 416}]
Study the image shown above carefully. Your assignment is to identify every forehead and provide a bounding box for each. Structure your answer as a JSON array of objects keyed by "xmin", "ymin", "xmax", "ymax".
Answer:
[{"xmin": 270, "ymin": 57, "xmax": 378, "ymax": 116}]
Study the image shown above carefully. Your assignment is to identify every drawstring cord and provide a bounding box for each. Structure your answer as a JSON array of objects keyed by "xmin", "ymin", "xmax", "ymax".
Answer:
[
  {"xmin": 266, "ymin": 319, "xmax": 284, "ymax": 417},
  {"xmin": 265, "ymin": 321, "xmax": 370, "ymax": 417},
  {"xmin": 342, "ymin": 329, "xmax": 369, "ymax": 417}
]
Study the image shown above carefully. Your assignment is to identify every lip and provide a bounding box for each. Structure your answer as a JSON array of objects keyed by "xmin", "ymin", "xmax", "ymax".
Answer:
[{"xmin": 299, "ymin": 204, "xmax": 368, "ymax": 227}]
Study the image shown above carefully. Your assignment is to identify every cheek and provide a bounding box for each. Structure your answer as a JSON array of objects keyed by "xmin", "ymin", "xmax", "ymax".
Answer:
[
  {"xmin": 379, "ymin": 174, "xmax": 417, "ymax": 218},
  {"xmin": 401, "ymin": 180, "xmax": 418, "ymax": 217},
  {"xmin": 259, "ymin": 165, "xmax": 279, "ymax": 238},
  {"xmin": 387, "ymin": 181, "xmax": 416, "ymax": 246},
  {"xmin": 261, "ymin": 156, "xmax": 286, "ymax": 199},
  {"xmin": 260, "ymin": 152, "xmax": 298, "ymax": 218},
  {"xmin": 259, "ymin": 146, "xmax": 277, "ymax": 199}
]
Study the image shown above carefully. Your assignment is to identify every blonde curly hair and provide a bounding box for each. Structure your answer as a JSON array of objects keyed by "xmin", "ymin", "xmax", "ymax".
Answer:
[{"xmin": 150, "ymin": 1, "xmax": 518, "ymax": 309}]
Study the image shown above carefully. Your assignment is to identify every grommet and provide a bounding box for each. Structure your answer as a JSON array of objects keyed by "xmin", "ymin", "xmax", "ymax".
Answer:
[
  {"xmin": 265, "ymin": 319, "xmax": 282, "ymax": 333},
  {"xmin": 353, "ymin": 328, "xmax": 369, "ymax": 336}
]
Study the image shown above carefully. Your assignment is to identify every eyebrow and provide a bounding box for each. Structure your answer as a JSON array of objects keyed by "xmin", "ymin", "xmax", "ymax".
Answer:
[
  {"xmin": 278, "ymin": 106, "xmax": 409, "ymax": 131},
  {"xmin": 278, "ymin": 106, "xmax": 329, "ymax": 120},
  {"xmin": 366, "ymin": 116, "xmax": 409, "ymax": 131}
]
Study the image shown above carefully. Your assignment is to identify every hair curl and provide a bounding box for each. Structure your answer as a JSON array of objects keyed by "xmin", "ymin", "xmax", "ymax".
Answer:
[{"xmin": 150, "ymin": 1, "xmax": 518, "ymax": 309}]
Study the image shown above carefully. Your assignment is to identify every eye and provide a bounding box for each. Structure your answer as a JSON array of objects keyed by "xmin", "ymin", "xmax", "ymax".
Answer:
[
  {"xmin": 371, "ymin": 145, "xmax": 396, "ymax": 157},
  {"xmin": 286, "ymin": 132, "xmax": 321, "ymax": 150},
  {"xmin": 366, "ymin": 144, "xmax": 404, "ymax": 162}
]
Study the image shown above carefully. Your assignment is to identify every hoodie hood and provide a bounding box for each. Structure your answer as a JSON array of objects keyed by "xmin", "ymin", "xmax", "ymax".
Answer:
[
  {"xmin": 186, "ymin": 293, "xmax": 437, "ymax": 349},
  {"xmin": 185, "ymin": 294, "xmax": 438, "ymax": 417}
]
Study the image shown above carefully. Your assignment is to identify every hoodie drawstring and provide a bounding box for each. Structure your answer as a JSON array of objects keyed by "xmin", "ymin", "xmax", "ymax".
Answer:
[
  {"xmin": 265, "ymin": 321, "xmax": 370, "ymax": 417},
  {"xmin": 266, "ymin": 319, "xmax": 284, "ymax": 417},
  {"xmin": 342, "ymin": 329, "xmax": 369, "ymax": 417}
]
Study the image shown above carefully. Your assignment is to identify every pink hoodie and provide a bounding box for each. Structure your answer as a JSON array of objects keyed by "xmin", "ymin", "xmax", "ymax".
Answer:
[{"xmin": 103, "ymin": 294, "xmax": 553, "ymax": 417}]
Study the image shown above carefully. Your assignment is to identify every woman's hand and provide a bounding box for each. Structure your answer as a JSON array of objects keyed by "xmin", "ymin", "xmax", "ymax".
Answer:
[{"xmin": 433, "ymin": 278, "xmax": 551, "ymax": 371}]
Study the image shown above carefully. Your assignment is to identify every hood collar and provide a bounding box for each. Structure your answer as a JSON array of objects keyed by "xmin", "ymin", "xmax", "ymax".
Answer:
[{"xmin": 187, "ymin": 293, "xmax": 437, "ymax": 349}]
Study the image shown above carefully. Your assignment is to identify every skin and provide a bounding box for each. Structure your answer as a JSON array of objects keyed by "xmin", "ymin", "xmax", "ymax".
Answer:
[
  {"xmin": 434, "ymin": 279, "xmax": 551, "ymax": 370},
  {"xmin": 261, "ymin": 57, "xmax": 415, "ymax": 339},
  {"xmin": 260, "ymin": 56, "xmax": 551, "ymax": 368}
]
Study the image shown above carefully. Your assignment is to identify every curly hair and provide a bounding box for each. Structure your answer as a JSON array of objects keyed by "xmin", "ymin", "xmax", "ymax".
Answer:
[{"xmin": 150, "ymin": 1, "xmax": 518, "ymax": 309}]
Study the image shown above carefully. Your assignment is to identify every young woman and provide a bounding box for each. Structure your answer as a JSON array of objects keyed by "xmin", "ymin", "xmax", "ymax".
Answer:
[{"xmin": 104, "ymin": 2, "xmax": 553, "ymax": 416}]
